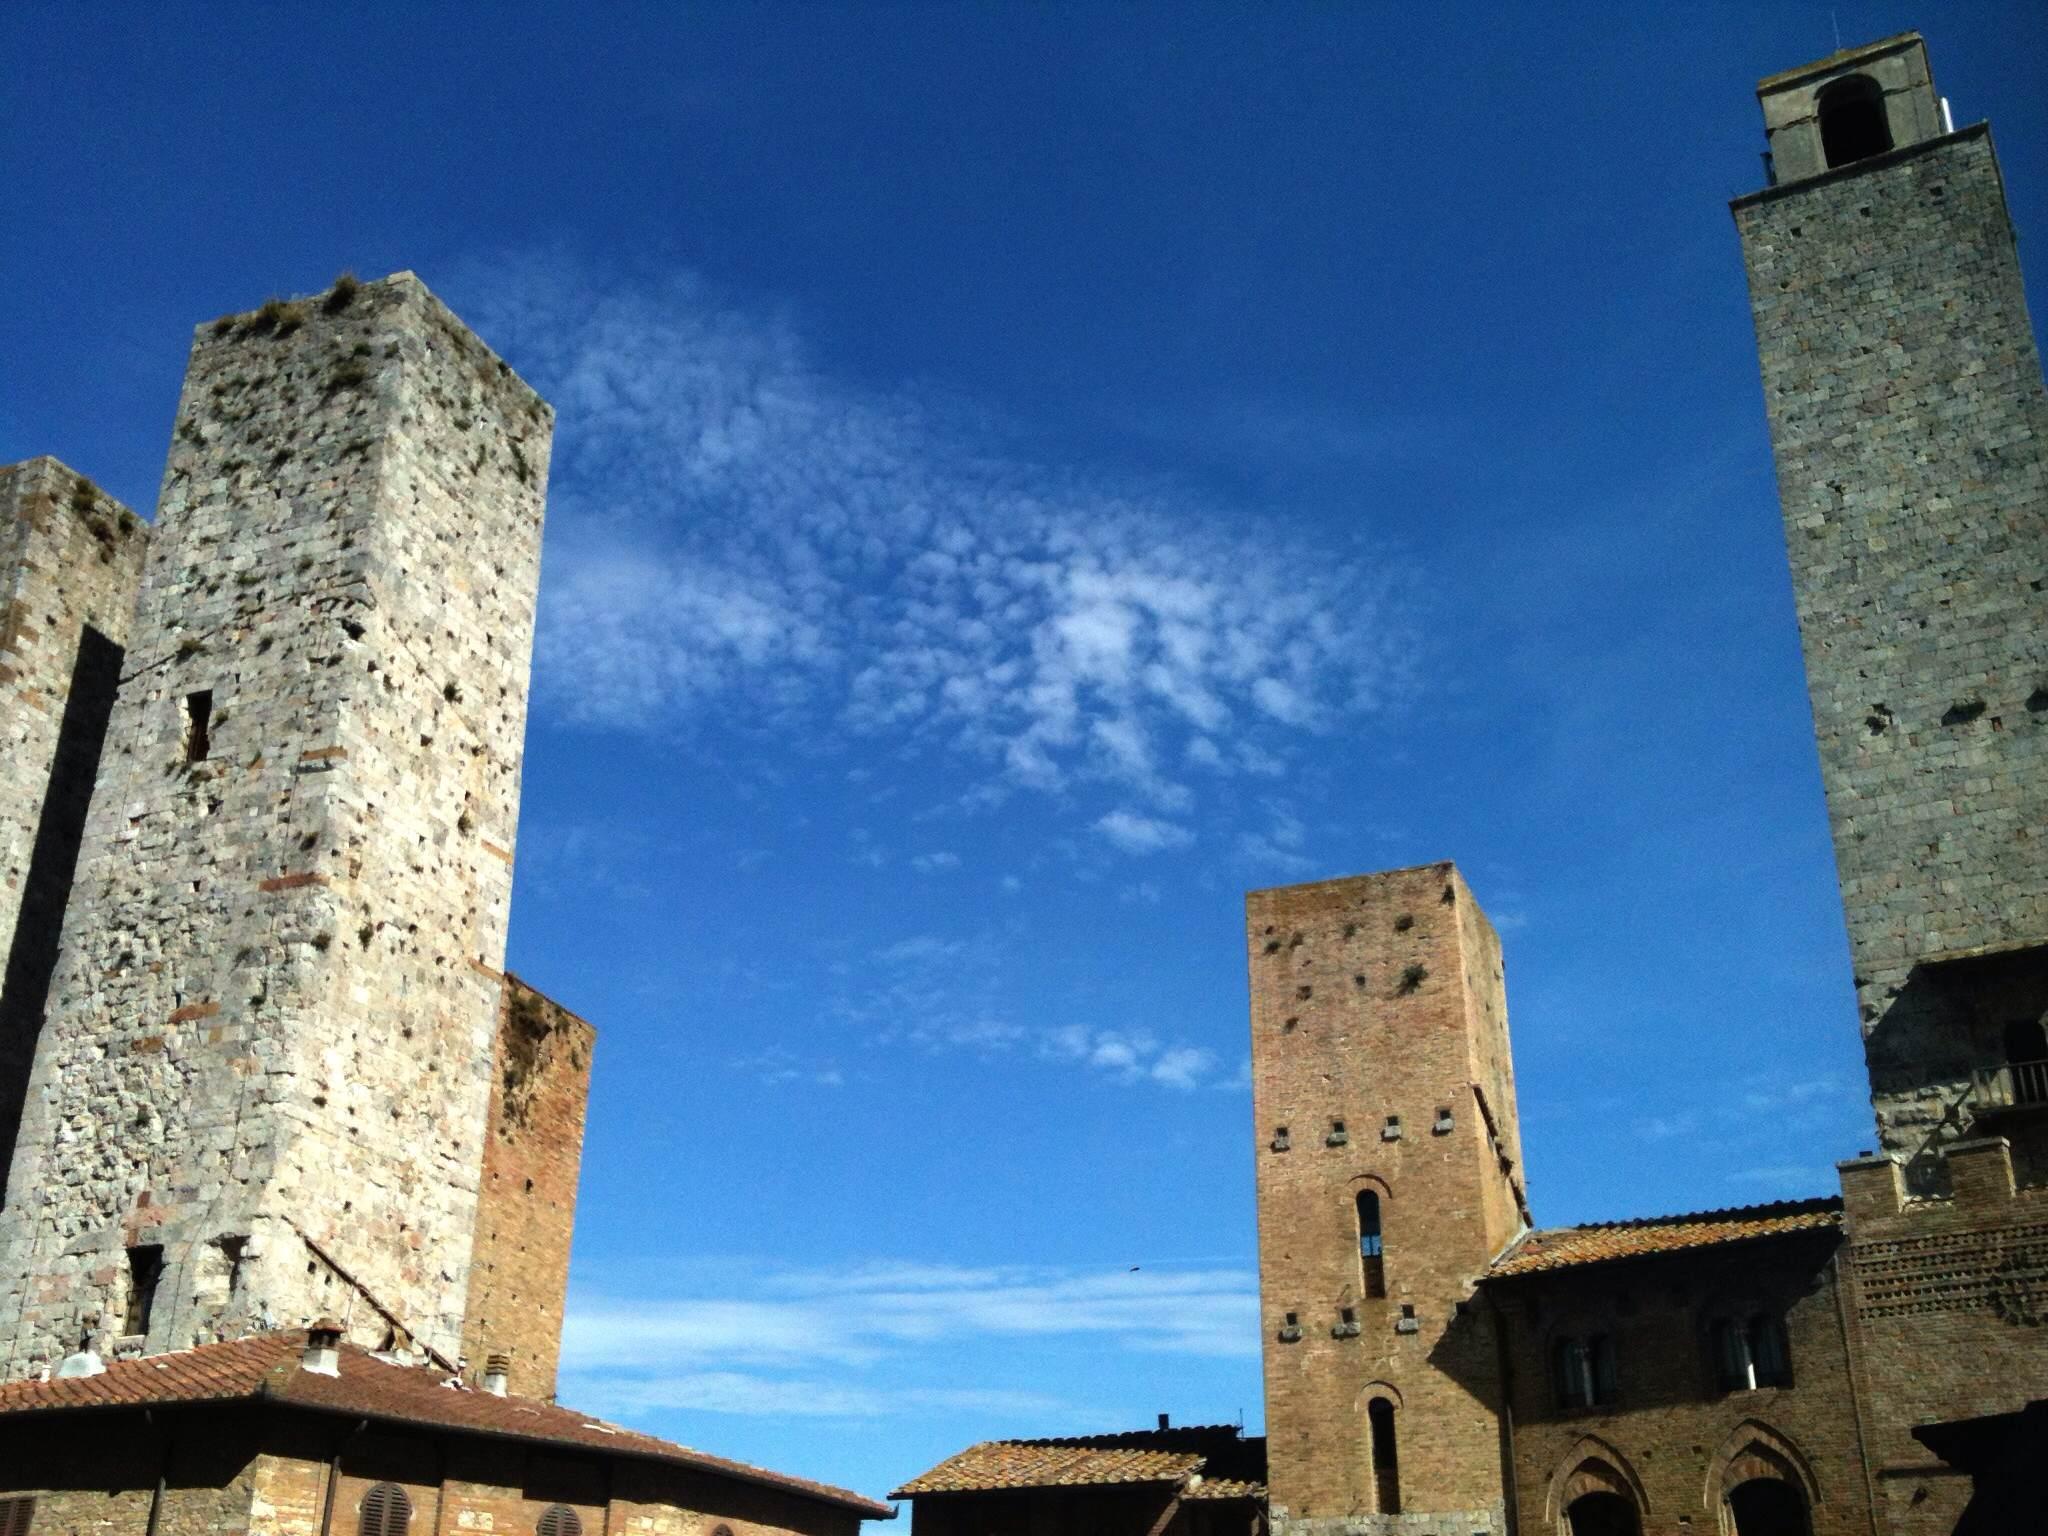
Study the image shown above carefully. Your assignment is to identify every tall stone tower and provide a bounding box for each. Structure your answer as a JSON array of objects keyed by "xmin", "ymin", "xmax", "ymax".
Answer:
[
  {"xmin": 0, "ymin": 462, "xmax": 149, "ymax": 1180},
  {"xmin": 0, "ymin": 273, "xmax": 554, "ymax": 1375},
  {"xmin": 1249, "ymin": 863, "xmax": 1527, "ymax": 1535},
  {"xmin": 1732, "ymin": 32, "xmax": 2048, "ymax": 1189}
]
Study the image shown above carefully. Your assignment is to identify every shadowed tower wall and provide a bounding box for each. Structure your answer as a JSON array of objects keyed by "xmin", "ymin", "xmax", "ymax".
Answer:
[
  {"xmin": 1250, "ymin": 863, "xmax": 1526, "ymax": 1536},
  {"xmin": 0, "ymin": 461, "xmax": 148, "ymax": 1179},
  {"xmin": 1733, "ymin": 32, "xmax": 2048, "ymax": 1184},
  {"xmin": 0, "ymin": 274, "xmax": 553, "ymax": 1373}
]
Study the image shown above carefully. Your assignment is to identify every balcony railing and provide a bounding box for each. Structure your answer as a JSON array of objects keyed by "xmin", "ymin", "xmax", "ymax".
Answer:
[{"xmin": 1971, "ymin": 1059, "xmax": 2048, "ymax": 1113}]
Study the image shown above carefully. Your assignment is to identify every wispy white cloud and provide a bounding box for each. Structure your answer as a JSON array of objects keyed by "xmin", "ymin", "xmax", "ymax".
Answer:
[
  {"xmin": 449, "ymin": 250, "xmax": 1413, "ymax": 836},
  {"xmin": 1095, "ymin": 808, "xmax": 1193, "ymax": 855},
  {"xmin": 560, "ymin": 1256, "xmax": 1259, "ymax": 1420}
]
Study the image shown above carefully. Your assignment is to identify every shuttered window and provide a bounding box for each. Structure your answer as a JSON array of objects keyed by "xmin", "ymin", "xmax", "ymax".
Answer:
[
  {"xmin": 536, "ymin": 1507, "xmax": 582, "ymax": 1536},
  {"xmin": 0, "ymin": 1496, "xmax": 36, "ymax": 1536},
  {"xmin": 359, "ymin": 1483, "xmax": 412, "ymax": 1536}
]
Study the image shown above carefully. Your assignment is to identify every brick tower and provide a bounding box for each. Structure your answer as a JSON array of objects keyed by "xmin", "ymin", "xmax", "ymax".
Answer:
[
  {"xmin": 1249, "ymin": 863, "xmax": 1527, "ymax": 1535},
  {"xmin": 0, "ymin": 274, "xmax": 555, "ymax": 1375}
]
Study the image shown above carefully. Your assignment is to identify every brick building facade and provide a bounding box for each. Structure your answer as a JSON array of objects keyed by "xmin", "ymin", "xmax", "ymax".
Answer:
[{"xmin": 0, "ymin": 275, "xmax": 892, "ymax": 1533}]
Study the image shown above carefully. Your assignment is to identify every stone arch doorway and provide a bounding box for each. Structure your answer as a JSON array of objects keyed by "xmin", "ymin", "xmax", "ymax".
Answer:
[
  {"xmin": 1565, "ymin": 1492, "xmax": 1640, "ymax": 1536},
  {"xmin": 1726, "ymin": 1478, "xmax": 1807, "ymax": 1536},
  {"xmin": 1549, "ymin": 1448, "xmax": 1648, "ymax": 1536}
]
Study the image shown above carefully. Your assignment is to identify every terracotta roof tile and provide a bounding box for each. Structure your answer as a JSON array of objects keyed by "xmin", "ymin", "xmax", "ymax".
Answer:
[
  {"xmin": 0, "ymin": 1332, "xmax": 890, "ymax": 1518},
  {"xmin": 891, "ymin": 1426, "xmax": 1262, "ymax": 1500},
  {"xmin": 1487, "ymin": 1197, "xmax": 1842, "ymax": 1278},
  {"xmin": 892, "ymin": 1441, "xmax": 1204, "ymax": 1496},
  {"xmin": 1182, "ymin": 1479, "xmax": 1265, "ymax": 1501}
]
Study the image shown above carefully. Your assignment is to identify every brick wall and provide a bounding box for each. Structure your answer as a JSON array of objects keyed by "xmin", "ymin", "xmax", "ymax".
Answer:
[
  {"xmin": 0, "ymin": 458, "xmax": 147, "ymax": 1193},
  {"xmin": 1733, "ymin": 122, "xmax": 2048, "ymax": 1181},
  {"xmin": 1491, "ymin": 1233, "xmax": 1870, "ymax": 1536},
  {"xmin": 1836, "ymin": 1140, "xmax": 2048, "ymax": 1536},
  {"xmin": 1, "ymin": 1407, "xmax": 873, "ymax": 1536},
  {"xmin": 0, "ymin": 273, "xmax": 554, "ymax": 1372},
  {"xmin": 462, "ymin": 975, "xmax": 595, "ymax": 1398},
  {"xmin": 1249, "ymin": 864, "xmax": 1523, "ymax": 1528}
]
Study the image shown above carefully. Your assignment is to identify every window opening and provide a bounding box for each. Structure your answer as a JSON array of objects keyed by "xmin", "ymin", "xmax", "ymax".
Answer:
[
  {"xmin": 537, "ymin": 1507, "xmax": 583, "ymax": 1536},
  {"xmin": 1366, "ymin": 1397, "xmax": 1400, "ymax": 1513},
  {"xmin": 1357, "ymin": 1191, "xmax": 1386, "ymax": 1298},
  {"xmin": 182, "ymin": 690, "xmax": 213, "ymax": 764},
  {"xmin": 123, "ymin": 1245, "xmax": 164, "ymax": 1336},
  {"xmin": 358, "ymin": 1483, "xmax": 412, "ymax": 1536},
  {"xmin": 1554, "ymin": 1334, "xmax": 1617, "ymax": 1409},
  {"xmin": 0, "ymin": 1497, "xmax": 36, "ymax": 1536},
  {"xmin": 2003, "ymin": 1019, "xmax": 2048, "ymax": 1105},
  {"xmin": 1712, "ymin": 1314, "xmax": 1792, "ymax": 1390},
  {"xmin": 1818, "ymin": 75, "xmax": 1892, "ymax": 168}
]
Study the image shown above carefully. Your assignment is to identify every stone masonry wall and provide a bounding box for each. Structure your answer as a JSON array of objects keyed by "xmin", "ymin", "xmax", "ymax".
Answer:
[
  {"xmin": 0, "ymin": 459, "xmax": 148, "ymax": 1180},
  {"xmin": 1249, "ymin": 864, "xmax": 1523, "ymax": 1527},
  {"xmin": 0, "ymin": 273, "xmax": 553, "ymax": 1373},
  {"xmin": 1734, "ymin": 126, "xmax": 2048, "ymax": 1174},
  {"xmin": 461, "ymin": 973, "xmax": 595, "ymax": 1399}
]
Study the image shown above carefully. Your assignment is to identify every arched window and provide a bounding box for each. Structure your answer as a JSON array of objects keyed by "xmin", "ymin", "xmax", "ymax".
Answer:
[
  {"xmin": 1727, "ymin": 1477, "xmax": 1808, "ymax": 1536},
  {"xmin": 1356, "ymin": 1191, "xmax": 1386, "ymax": 1298},
  {"xmin": 1711, "ymin": 1313, "xmax": 1792, "ymax": 1390},
  {"xmin": 358, "ymin": 1484, "xmax": 411, "ymax": 1536},
  {"xmin": 1818, "ymin": 75, "xmax": 1892, "ymax": 168},
  {"xmin": 536, "ymin": 1506, "xmax": 583, "ymax": 1536},
  {"xmin": 1553, "ymin": 1334, "xmax": 1617, "ymax": 1409},
  {"xmin": 1366, "ymin": 1396, "xmax": 1400, "ymax": 1513}
]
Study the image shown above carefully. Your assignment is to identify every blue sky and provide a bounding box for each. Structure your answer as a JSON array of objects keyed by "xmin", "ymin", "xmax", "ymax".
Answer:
[{"xmin": 6, "ymin": 0, "xmax": 2047, "ymax": 1507}]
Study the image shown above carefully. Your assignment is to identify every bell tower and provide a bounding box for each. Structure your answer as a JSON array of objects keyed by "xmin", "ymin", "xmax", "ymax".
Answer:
[{"xmin": 1733, "ymin": 32, "xmax": 2048, "ymax": 1189}]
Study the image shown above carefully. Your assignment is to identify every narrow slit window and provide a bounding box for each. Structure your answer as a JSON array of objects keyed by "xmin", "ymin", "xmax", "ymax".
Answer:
[
  {"xmin": 1357, "ymin": 1190, "xmax": 1386, "ymax": 1298},
  {"xmin": 182, "ymin": 690, "xmax": 213, "ymax": 764},
  {"xmin": 1367, "ymin": 1397, "xmax": 1401, "ymax": 1513},
  {"xmin": 124, "ymin": 1244, "xmax": 165, "ymax": 1336}
]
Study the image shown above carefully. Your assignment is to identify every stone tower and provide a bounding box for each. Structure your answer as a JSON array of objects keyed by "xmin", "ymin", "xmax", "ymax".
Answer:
[
  {"xmin": 0, "ymin": 273, "xmax": 555, "ymax": 1375},
  {"xmin": 0, "ymin": 462, "xmax": 149, "ymax": 1182},
  {"xmin": 1732, "ymin": 32, "xmax": 2048, "ymax": 1189},
  {"xmin": 1249, "ymin": 863, "xmax": 1527, "ymax": 1535}
]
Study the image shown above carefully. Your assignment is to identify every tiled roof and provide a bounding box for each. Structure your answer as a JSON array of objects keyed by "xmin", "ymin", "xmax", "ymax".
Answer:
[
  {"xmin": 1183, "ymin": 1479, "xmax": 1265, "ymax": 1501},
  {"xmin": 891, "ymin": 1426, "xmax": 1263, "ymax": 1500},
  {"xmin": 0, "ymin": 1331, "xmax": 890, "ymax": 1518},
  {"xmin": 1488, "ymin": 1197, "xmax": 1843, "ymax": 1278},
  {"xmin": 892, "ymin": 1441, "xmax": 1205, "ymax": 1496}
]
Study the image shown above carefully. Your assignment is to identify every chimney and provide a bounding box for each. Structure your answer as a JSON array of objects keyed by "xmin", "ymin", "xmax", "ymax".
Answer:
[
  {"xmin": 1157, "ymin": 1413, "xmax": 1170, "ymax": 1431},
  {"xmin": 483, "ymin": 1351, "xmax": 512, "ymax": 1396},
  {"xmin": 304, "ymin": 1319, "xmax": 343, "ymax": 1377}
]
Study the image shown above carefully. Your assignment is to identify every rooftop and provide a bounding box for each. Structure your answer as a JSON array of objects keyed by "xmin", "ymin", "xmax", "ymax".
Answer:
[
  {"xmin": 1487, "ymin": 1196, "xmax": 1843, "ymax": 1278},
  {"xmin": 891, "ymin": 1425, "xmax": 1264, "ymax": 1501},
  {"xmin": 0, "ymin": 1330, "xmax": 891, "ymax": 1518}
]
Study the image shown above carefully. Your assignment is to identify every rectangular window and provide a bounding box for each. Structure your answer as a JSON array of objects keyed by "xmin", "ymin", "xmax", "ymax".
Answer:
[
  {"xmin": 182, "ymin": 690, "xmax": 213, "ymax": 763},
  {"xmin": 124, "ymin": 1244, "xmax": 165, "ymax": 1336}
]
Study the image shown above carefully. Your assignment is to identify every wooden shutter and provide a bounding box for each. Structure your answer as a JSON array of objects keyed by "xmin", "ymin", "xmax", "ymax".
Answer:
[
  {"xmin": 0, "ymin": 1496, "xmax": 37, "ymax": 1536},
  {"xmin": 537, "ymin": 1506, "xmax": 583, "ymax": 1536},
  {"xmin": 359, "ymin": 1483, "xmax": 412, "ymax": 1536}
]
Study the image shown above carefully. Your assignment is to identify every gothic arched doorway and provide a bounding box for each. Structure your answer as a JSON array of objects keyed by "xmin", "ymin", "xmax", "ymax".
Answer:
[
  {"xmin": 1565, "ymin": 1491, "xmax": 1640, "ymax": 1536},
  {"xmin": 1727, "ymin": 1478, "xmax": 1807, "ymax": 1536}
]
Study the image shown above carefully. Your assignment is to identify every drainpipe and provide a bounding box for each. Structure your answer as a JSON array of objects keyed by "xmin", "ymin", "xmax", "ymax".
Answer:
[
  {"xmin": 143, "ymin": 1409, "xmax": 167, "ymax": 1536},
  {"xmin": 319, "ymin": 1420, "xmax": 370, "ymax": 1536}
]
